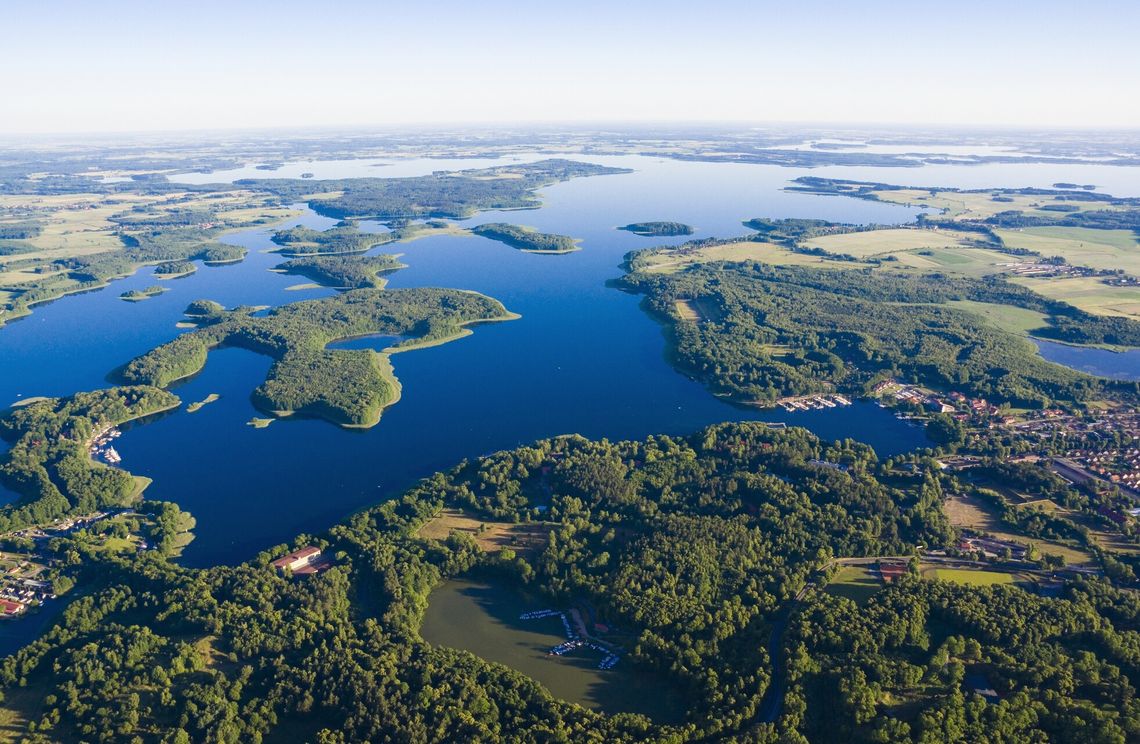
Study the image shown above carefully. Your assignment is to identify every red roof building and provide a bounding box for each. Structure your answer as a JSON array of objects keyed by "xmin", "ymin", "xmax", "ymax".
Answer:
[
  {"xmin": 271, "ymin": 546, "xmax": 326, "ymax": 575},
  {"xmin": 0, "ymin": 599, "xmax": 25, "ymax": 617}
]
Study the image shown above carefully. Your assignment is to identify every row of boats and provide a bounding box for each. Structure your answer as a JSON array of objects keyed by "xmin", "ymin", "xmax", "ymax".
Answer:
[
  {"xmin": 778, "ymin": 394, "xmax": 851, "ymax": 412},
  {"xmin": 88, "ymin": 426, "xmax": 122, "ymax": 465},
  {"xmin": 520, "ymin": 608, "xmax": 622, "ymax": 670}
]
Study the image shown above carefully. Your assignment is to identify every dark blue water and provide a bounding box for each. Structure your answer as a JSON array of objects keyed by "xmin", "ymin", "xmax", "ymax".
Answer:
[
  {"xmin": 1036, "ymin": 339, "xmax": 1140, "ymax": 381},
  {"xmin": 0, "ymin": 156, "xmax": 945, "ymax": 566}
]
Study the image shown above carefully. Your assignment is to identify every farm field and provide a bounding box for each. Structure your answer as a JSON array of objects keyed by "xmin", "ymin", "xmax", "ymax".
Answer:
[
  {"xmin": 638, "ymin": 240, "xmax": 871, "ymax": 274},
  {"xmin": 1010, "ymin": 275, "xmax": 1140, "ymax": 318},
  {"xmin": 996, "ymin": 227, "xmax": 1140, "ymax": 275},
  {"xmin": 872, "ymin": 188, "xmax": 1130, "ymax": 222},
  {"xmin": 803, "ymin": 227, "xmax": 977, "ymax": 257}
]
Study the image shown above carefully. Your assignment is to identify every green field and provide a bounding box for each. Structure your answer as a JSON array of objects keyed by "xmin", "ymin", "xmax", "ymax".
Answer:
[
  {"xmin": 420, "ymin": 580, "xmax": 683, "ymax": 722},
  {"xmin": 825, "ymin": 565, "xmax": 880, "ymax": 604},
  {"xmin": 1010, "ymin": 275, "xmax": 1140, "ymax": 319}
]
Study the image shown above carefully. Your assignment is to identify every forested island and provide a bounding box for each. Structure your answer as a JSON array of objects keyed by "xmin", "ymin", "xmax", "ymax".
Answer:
[
  {"xmin": 619, "ymin": 221, "xmax": 694, "ymax": 237},
  {"xmin": 240, "ymin": 159, "xmax": 631, "ymax": 221},
  {"xmin": 275, "ymin": 254, "xmax": 405, "ymax": 289},
  {"xmin": 119, "ymin": 285, "xmax": 166, "ymax": 302},
  {"xmin": 0, "ymin": 423, "xmax": 1136, "ymax": 742},
  {"xmin": 119, "ymin": 288, "xmax": 517, "ymax": 427},
  {"xmin": 471, "ymin": 223, "xmax": 580, "ymax": 254},
  {"xmin": 270, "ymin": 221, "xmax": 394, "ymax": 256}
]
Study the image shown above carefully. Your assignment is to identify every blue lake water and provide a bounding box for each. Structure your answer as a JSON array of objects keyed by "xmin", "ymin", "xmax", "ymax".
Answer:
[
  {"xmin": 5, "ymin": 154, "xmax": 1135, "ymax": 566},
  {"xmin": 1035, "ymin": 339, "xmax": 1140, "ymax": 381}
]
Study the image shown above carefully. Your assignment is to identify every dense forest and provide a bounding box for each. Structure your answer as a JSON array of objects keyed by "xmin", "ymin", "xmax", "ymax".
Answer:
[
  {"xmin": 239, "ymin": 159, "xmax": 630, "ymax": 221},
  {"xmin": 471, "ymin": 223, "xmax": 579, "ymax": 253},
  {"xmin": 619, "ymin": 221, "xmax": 694, "ymax": 237},
  {"xmin": 0, "ymin": 387, "xmax": 179, "ymax": 533},
  {"xmin": 621, "ymin": 259, "xmax": 1135, "ymax": 407},
  {"xmin": 1, "ymin": 423, "xmax": 1135, "ymax": 742},
  {"xmin": 119, "ymin": 288, "xmax": 516, "ymax": 427}
]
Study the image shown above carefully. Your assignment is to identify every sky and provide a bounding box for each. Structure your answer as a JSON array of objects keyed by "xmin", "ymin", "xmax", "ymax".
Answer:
[{"xmin": 3, "ymin": 0, "xmax": 1139, "ymax": 134}]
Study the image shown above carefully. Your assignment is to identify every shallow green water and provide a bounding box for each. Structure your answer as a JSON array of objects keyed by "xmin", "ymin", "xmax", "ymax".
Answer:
[{"xmin": 420, "ymin": 579, "xmax": 686, "ymax": 722}]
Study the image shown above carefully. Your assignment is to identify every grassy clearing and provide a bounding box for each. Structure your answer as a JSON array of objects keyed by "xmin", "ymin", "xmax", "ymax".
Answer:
[
  {"xmin": 943, "ymin": 493, "xmax": 1093, "ymax": 565},
  {"xmin": 997, "ymin": 227, "xmax": 1140, "ymax": 274},
  {"xmin": 825, "ymin": 565, "xmax": 880, "ymax": 605},
  {"xmin": 674, "ymin": 299, "xmax": 703, "ymax": 322},
  {"xmin": 1011, "ymin": 275, "xmax": 1140, "ymax": 319},
  {"xmin": 417, "ymin": 508, "xmax": 552, "ymax": 557},
  {"xmin": 945, "ymin": 299, "xmax": 1051, "ymax": 336}
]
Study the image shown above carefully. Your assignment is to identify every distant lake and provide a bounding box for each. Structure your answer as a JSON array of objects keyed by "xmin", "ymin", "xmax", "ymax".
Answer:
[
  {"xmin": 1035, "ymin": 339, "xmax": 1140, "ymax": 381},
  {"xmin": 7, "ymin": 153, "xmax": 1133, "ymax": 566}
]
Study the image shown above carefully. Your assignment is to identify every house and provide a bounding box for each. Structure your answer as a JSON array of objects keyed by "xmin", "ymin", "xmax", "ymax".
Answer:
[
  {"xmin": 271, "ymin": 546, "xmax": 325, "ymax": 575},
  {"xmin": 0, "ymin": 599, "xmax": 25, "ymax": 617}
]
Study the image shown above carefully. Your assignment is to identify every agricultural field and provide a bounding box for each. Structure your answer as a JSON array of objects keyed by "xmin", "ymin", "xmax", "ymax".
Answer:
[
  {"xmin": 996, "ymin": 226, "xmax": 1140, "ymax": 274},
  {"xmin": 802, "ymin": 227, "xmax": 977, "ymax": 257},
  {"xmin": 637, "ymin": 239, "xmax": 871, "ymax": 274},
  {"xmin": 883, "ymin": 245, "xmax": 1019, "ymax": 277},
  {"xmin": 1010, "ymin": 275, "xmax": 1140, "ymax": 318},
  {"xmin": 872, "ymin": 188, "xmax": 1131, "ymax": 222},
  {"xmin": 0, "ymin": 190, "xmax": 295, "ymax": 268}
]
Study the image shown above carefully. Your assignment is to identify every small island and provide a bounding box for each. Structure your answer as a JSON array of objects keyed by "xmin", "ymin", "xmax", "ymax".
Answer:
[
  {"xmin": 471, "ymin": 223, "xmax": 579, "ymax": 254},
  {"xmin": 120, "ymin": 285, "xmax": 167, "ymax": 302},
  {"xmin": 276, "ymin": 254, "xmax": 406, "ymax": 289},
  {"xmin": 153, "ymin": 260, "xmax": 197, "ymax": 279},
  {"xmin": 186, "ymin": 393, "xmax": 220, "ymax": 413},
  {"xmin": 618, "ymin": 221, "xmax": 694, "ymax": 237},
  {"xmin": 200, "ymin": 243, "xmax": 247, "ymax": 265}
]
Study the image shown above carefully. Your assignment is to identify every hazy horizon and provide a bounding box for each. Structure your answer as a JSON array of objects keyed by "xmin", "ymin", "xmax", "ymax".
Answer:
[{"xmin": 5, "ymin": 0, "xmax": 1139, "ymax": 135}]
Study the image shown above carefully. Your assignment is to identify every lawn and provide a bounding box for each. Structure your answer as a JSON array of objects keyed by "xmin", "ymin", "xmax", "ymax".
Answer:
[
  {"xmin": 825, "ymin": 565, "xmax": 881, "ymax": 605},
  {"xmin": 922, "ymin": 567, "xmax": 1016, "ymax": 586}
]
